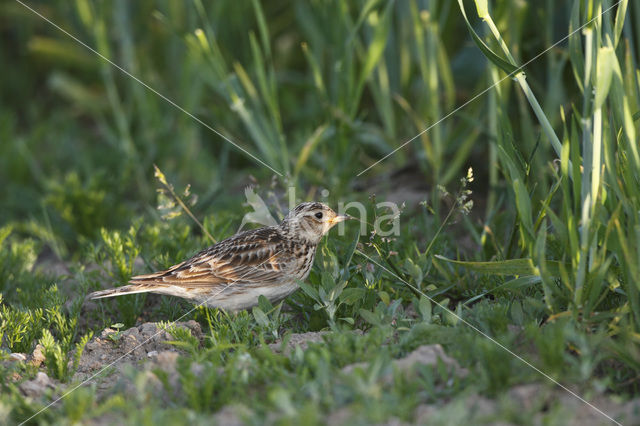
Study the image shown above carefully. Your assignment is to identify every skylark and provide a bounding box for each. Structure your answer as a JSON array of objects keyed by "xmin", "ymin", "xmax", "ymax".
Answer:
[{"xmin": 88, "ymin": 202, "xmax": 350, "ymax": 311}]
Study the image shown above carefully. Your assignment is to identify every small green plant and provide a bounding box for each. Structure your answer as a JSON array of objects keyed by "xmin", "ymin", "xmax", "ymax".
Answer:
[
  {"xmin": 0, "ymin": 299, "xmax": 46, "ymax": 353},
  {"xmin": 358, "ymin": 299, "xmax": 409, "ymax": 330},
  {"xmin": 91, "ymin": 226, "xmax": 143, "ymax": 326},
  {"xmin": 197, "ymin": 307, "xmax": 257, "ymax": 348},
  {"xmin": 154, "ymin": 164, "xmax": 214, "ymax": 243},
  {"xmin": 161, "ymin": 322, "xmax": 200, "ymax": 356},
  {"xmin": 107, "ymin": 323, "xmax": 125, "ymax": 344},
  {"xmin": 297, "ymin": 233, "xmax": 359, "ymax": 327},
  {"xmin": 252, "ymin": 295, "xmax": 285, "ymax": 340},
  {"xmin": 61, "ymin": 386, "xmax": 96, "ymax": 424},
  {"xmin": 93, "ymin": 226, "xmax": 141, "ymax": 285},
  {"xmin": 44, "ymin": 171, "xmax": 117, "ymax": 242},
  {"xmin": 37, "ymin": 295, "xmax": 94, "ymax": 382},
  {"xmin": 177, "ymin": 357, "xmax": 227, "ymax": 412},
  {"xmin": 39, "ymin": 328, "xmax": 93, "ymax": 382},
  {"xmin": 0, "ymin": 226, "xmax": 42, "ymax": 304},
  {"xmin": 39, "ymin": 329, "xmax": 67, "ymax": 380}
]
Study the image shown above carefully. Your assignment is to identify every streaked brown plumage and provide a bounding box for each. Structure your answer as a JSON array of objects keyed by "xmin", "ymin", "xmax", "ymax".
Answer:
[{"xmin": 88, "ymin": 202, "xmax": 350, "ymax": 311}]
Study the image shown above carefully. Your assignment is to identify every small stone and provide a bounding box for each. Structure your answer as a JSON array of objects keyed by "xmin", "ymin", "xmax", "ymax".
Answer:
[
  {"xmin": 268, "ymin": 331, "xmax": 329, "ymax": 354},
  {"xmin": 393, "ymin": 344, "xmax": 466, "ymax": 376},
  {"xmin": 101, "ymin": 328, "xmax": 116, "ymax": 338},
  {"xmin": 30, "ymin": 344, "xmax": 46, "ymax": 367},
  {"xmin": 184, "ymin": 320, "xmax": 203, "ymax": 338},
  {"xmin": 465, "ymin": 394, "xmax": 497, "ymax": 417},
  {"xmin": 156, "ymin": 351, "xmax": 179, "ymax": 372},
  {"xmin": 125, "ymin": 327, "xmax": 140, "ymax": 338},
  {"xmin": 342, "ymin": 344, "xmax": 467, "ymax": 380},
  {"xmin": 325, "ymin": 406, "xmax": 354, "ymax": 425},
  {"xmin": 34, "ymin": 372, "xmax": 51, "ymax": 385},
  {"xmin": 213, "ymin": 405, "xmax": 249, "ymax": 426},
  {"xmin": 19, "ymin": 372, "xmax": 54, "ymax": 398},
  {"xmin": 190, "ymin": 362, "xmax": 205, "ymax": 377},
  {"xmin": 414, "ymin": 404, "xmax": 438, "ymax": 421},
  {"xmin": 122, "ymin": 334, "xmax": 145, "ymax": 356},
  {"xmin": 9, "ymin": 353, "xmax": 27, "ymax": 362},
  {"xmin": 147, "ymin": 350, "xmax": 158, "ymax": 358},
  {"xmin": 140, "ymin": 323, "xmax": 158, "ymax": 336},
  {"xmin": 86, "ymin": 341, "xmax": 101, "ymax": 351},
  {"xmin": 144, "ymin": 370, "xmax": 163, "ymax": 392},
  {"xmin": 508, "ymin": 383, "xmax": 544, "ymax": 411}
]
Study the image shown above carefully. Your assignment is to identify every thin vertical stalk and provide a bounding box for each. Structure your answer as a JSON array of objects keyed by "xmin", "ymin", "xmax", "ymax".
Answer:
[
  {"xmin": 486, "ymin": 66, "xmax": 499, "ymax": 219},
  {"xmin": 589, "ymin": 106, "xmax": 603, "ymax": 272},
  {"xmin": 575, "ymin": 24, "xmax": 596, "ymax": 309},
  {"xmin": 483, "ymin": 16, "xmax": 564, "ymax": 158},
  {"xmin": 426, "ymin": 1, "xmax": 443, "ymax": 184}
]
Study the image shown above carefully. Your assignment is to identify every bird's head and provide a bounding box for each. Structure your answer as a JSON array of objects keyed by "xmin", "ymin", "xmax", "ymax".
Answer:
[{"xmin": 280, "ymin": 202, "xmax": 350, "ymax": 244}]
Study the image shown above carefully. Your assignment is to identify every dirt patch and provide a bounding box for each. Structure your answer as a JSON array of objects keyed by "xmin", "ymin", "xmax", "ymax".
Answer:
[
  {"xmin": 18, "ymin": 372, "xmax": 59, "ymax": 399},
  {"xmin": 14, "ymin": 325, "xmax": 327, "ymax": 402},
  {"xmin": 12, "ymin": 325, "xmax": 638, "ymax": 425},
  {"xmin": 556, "ymin": 390, "xmax": 640, "ymax": 426},
  {"xmin": 342, "ymin": 344, "xmax": 468, "ymax": 379},
  {"xmin": 324, "ymin": 385, "xmax": 640, "ymax": 425},
  {"xmin": 268, "ymin": 331, "xmax": 330, "ymax": 354},
  {"xmin": 71, "ymin": 320, "xmax": 202, "ymax": 395},
  {"xmin": 412, "ymin": 385, "xmax": 640, "ymax": 426}
]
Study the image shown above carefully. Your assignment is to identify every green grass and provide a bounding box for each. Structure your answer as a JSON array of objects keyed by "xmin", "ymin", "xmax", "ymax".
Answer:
[{"xmin": 1, "ymin": 0, "xmax": 640, "ymax": 424}]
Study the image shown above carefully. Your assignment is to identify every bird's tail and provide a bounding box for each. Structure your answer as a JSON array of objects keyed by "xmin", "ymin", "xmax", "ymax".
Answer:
[{"xmin": 87, "ymin": 284, "xmax": 156, "ymax": 300}]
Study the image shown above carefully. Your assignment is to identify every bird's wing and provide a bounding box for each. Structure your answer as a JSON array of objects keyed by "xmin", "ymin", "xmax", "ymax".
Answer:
[{"xmin": 130, "ymin": 228, "xmax": 296, "ymax": 287}]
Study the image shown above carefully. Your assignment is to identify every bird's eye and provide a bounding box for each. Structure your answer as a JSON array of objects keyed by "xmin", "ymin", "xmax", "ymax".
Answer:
[{"xmin": 315, "ymin": 212, "xmax": 323, "ymax": 219}]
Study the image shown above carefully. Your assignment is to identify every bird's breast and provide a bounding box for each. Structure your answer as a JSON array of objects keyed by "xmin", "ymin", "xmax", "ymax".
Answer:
[{"xmin": 295, "ymin": 246, "xmax": 316, "ymax": 280}]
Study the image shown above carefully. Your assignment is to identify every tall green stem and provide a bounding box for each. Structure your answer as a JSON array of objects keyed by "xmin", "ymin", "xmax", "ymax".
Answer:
[{"xmin": 483, "ymin": 17, "xmax": 563, "ymax": 158}]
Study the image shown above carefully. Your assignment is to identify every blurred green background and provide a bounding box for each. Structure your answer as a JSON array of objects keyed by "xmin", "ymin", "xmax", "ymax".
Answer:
[{"xmin": 1, "ymin": 0, "xmax": 580, "ymax": 232}]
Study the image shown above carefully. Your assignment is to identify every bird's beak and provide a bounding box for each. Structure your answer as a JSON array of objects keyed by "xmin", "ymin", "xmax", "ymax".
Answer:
[{"xmin": 330, "ymin": 214, "xmax": 352, "ymax": 225}]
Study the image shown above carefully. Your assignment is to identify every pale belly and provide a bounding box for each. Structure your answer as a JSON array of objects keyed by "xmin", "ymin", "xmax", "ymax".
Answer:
[{"xmin": 201, "ymin": 279, "xmax": 301, "ymax": 311}]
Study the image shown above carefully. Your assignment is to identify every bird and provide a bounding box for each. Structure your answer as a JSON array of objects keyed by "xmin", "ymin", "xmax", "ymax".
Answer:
[{"xmin": 87, "ymin": 202, "xmax": 351, "ymax": 311}]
